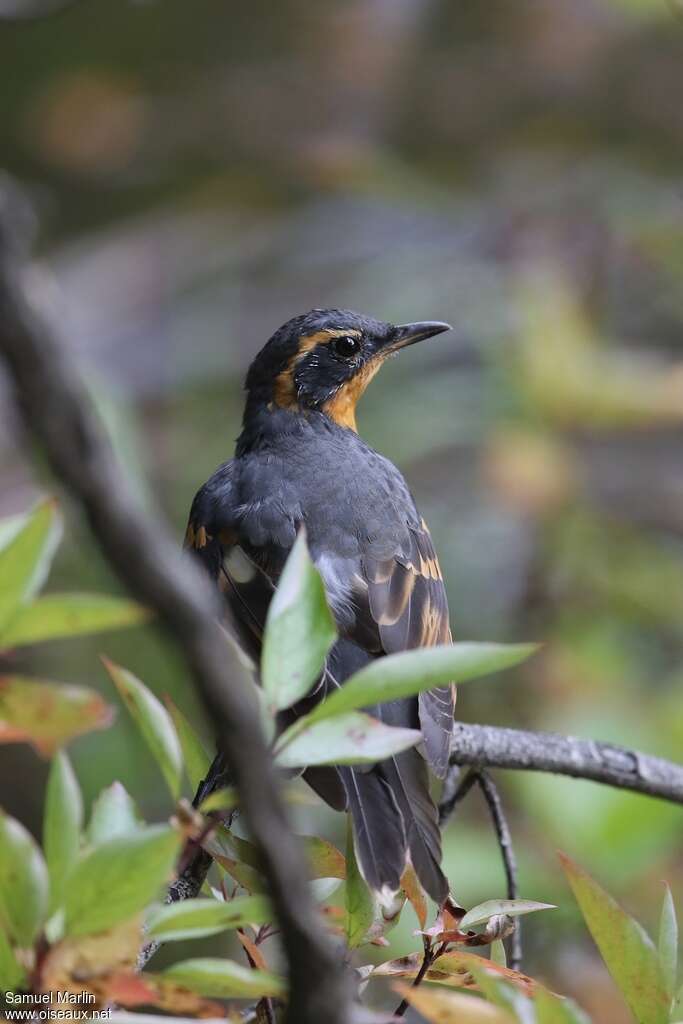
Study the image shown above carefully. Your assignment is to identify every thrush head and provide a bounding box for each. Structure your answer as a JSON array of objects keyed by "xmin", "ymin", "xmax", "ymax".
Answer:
[{"xmin": 244, "ymin": 308, "xmax": 451, "ymax": 431}]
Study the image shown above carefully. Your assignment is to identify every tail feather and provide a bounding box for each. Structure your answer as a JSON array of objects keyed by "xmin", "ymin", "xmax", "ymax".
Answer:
[
  {"xmin": 339, "ymin": 766, "xmax": 406, "ymax": 893},
  {"xmin": 379, "ymin": 749, "xmax": 448, "ymax": 904}
]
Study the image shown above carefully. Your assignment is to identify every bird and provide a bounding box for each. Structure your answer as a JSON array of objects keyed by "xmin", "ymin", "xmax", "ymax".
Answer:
[{"xmin": 185, "ymin": 308, "xmax": 455, "ymax": 904}]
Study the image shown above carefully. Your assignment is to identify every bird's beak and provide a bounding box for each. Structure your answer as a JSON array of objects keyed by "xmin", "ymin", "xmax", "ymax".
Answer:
[{"xmin": 387, "ymin": 320, "xmax": 452, "ymax": 353}]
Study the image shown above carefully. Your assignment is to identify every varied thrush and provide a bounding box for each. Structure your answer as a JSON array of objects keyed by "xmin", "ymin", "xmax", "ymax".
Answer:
[{"xmin": 185, "ymin": 308, "xmax": 454, "ymax": 903}]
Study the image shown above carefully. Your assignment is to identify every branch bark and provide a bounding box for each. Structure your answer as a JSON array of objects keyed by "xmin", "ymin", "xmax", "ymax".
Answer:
[
  {"xmin": 0, "ymin": 194, "xmax": 350, "ymax": 1024},
  {"xmin": 450, "ymin": 723, "xmax": 683, "ymax": 804}
]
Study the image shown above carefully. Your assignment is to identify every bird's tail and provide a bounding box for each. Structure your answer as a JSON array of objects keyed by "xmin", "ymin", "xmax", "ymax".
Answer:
[
  {"xmin": 379, "ymin": 749, "xmax": 448, "ymax": 904},
  {"xmin": 339, "ymin": 766, "xmax": 407, "ymax": 896},
  {"xmin": 340, "ymin": 760, "xmax": 448, "ymax": 905}
]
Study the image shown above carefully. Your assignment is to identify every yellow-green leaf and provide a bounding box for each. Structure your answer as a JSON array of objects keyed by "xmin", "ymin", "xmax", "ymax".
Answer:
[
  {"xmin": 146, "ymin": 895, "xmax": 271, "ymax": 941},
  {"xmin": 88, "ymin": 782, "xmax": 142, "ymax": 844},
  {"xmin": 658, "ymin": 882, "xmax": 678, "ymax": 1001},
  {"xmin": 103, "ymin": 659, "xmax": 182, "ymax": 799},
  {"xmin": 63, "ymin": 825, "xmax": 181, "ymax": 937},
  {"xmin": 0, "ymin": 808, "xmax": 49, "ymax": 946},
  {"xmin": 460, "ymin": 899, "xmax": 555, "ymax": 930},
  {"xmin": 261, "ymin": 530, "xmax": 336, "ymax": 711},
  {"xmin": 275, "ymin": 711, "xmax": 421, "ymax": 767},
  {"xmin": 303, "ymin": 835, "xmax": 345, "ymax": 880},
  {"xmin": 299, "ymin": 643, "xmax": 536, "ymax": 728},
  {"xmin": 0, "ymin": 499, "xmax": 61, "ymax": 636},
  {"xmin": 0, "ymin": 676, "xmax": 114, "ymax": 756},
  {"xmin": 490, "ymin": 940, "xmax": 507, "ymax": 967},
  {"xmin": 44, "ymin": 751, "xmax": 82, "ymax": 912},
  {"xmin": 0, "ymin": 925, "xmax": 26, "ymax": 991},
  {"xmin": 199, "ymin": 787, "xmax": 238, "ymax": 814},
  {"xmin": 534, "ymin": 986, "xmax": 592, "ymax": 1024},
  {"xmin": 1, "ymin": 593, "xmax": 150, "ymax": 648},
  {"xmin": 161, "ymin": 958, "xmax": 285, "ymax": 999},
  {"xmin": 560, "ymin": 852, "xmax": 670, "ymax": 1024},
  {"xmin": 164, "ymin": 696, "xmax": 211, "ymax": 792},
  {"xmin": 345, "ymin": 820, "xmax": 375, "ymax": 948}
]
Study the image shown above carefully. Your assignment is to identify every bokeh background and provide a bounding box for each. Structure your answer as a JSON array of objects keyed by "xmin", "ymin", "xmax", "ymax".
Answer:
[{"xmin": 1, "ymin": 1, "xmax": 683, "ymax": 1020}]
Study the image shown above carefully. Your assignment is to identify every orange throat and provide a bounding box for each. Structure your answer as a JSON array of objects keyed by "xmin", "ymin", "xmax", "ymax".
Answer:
[{"xmin": 321, "ymin": 360, "xmax": 382, "ymax": 431}]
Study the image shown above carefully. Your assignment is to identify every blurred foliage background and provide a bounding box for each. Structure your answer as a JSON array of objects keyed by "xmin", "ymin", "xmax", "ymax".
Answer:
[{"xmin": 1, "ymin": 1, "xmax": 682, "ymax": 1020}]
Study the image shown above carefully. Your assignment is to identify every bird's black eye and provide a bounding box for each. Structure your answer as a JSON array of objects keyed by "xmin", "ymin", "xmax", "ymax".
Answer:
[{"xmin": 331, "ymin": 335, "xmax": 361, "ymax": 359}]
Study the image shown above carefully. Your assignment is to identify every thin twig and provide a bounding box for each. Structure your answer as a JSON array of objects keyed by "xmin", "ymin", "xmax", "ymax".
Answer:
[
  {"xmin": 439, "ymin": 767, "xmax": 522, "ymax": 969},
  {"xmin": 438, "ymin": 765, "xmax": 478, "ymax": 827},
  {"xmin": 393, "ymin": 935, "xmax": 440, "ymax": 1018},
  {"xmin": 258, "ymin": 999, "xmax": 277, "ymax": 1024},
  {"xmin": 0, "ymin": 185, "xmax": 350, "ymax": 1024},
  {"xmin": 476, "ymin": 770, "xmax": 521, "ymax": 971}
]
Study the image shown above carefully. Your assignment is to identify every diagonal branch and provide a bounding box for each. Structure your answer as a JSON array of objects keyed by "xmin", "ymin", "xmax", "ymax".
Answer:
[
  {"xmin": 439, "ymin": 768, "xmax": 522, "ymax": 969},
  {"xmin": 475, "ymin": 770, "xmax": 521, "ymax": 971},
  {"xmin": 449, "ymin": 723, "xmax": 683, "ymax": 804},
  {"xmin": 0, "ymin": 192, "xmax": 350, "ymax": 1024}
]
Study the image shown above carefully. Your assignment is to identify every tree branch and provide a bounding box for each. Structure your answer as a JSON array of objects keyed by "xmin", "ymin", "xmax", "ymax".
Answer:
[
  {"xmin": 0, "ymin": 192, "xmax": 350, "ymax": 1024},
  {"xmin": 450, "ymin": 723, "xmax": 683, "ymax": 804}
]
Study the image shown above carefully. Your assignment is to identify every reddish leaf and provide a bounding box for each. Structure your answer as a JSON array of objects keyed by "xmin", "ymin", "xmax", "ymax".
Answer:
[
  {"xmin": 401, "ymin": 863, "xmax": 427, "ymax": 929},
  {"xmin": 39, "ymin": 918, "xmax": 143, "ymax": 1009},
  {"xmin": 373, "ymin": 950, "xmax": 540, "ymax": 998},
  {"xmin": 237, "ymin": 930, "xmax": 268, "ymax": 971},
  {"xmin": 108, "ymin": 972, "xmax": 225, "ymax": 1018},
  {"xmin": 0, "ymin": 675, "xmax": 114, "ymax": 756}
]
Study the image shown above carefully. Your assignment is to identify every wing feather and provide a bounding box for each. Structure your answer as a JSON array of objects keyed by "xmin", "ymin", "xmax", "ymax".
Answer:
[{"xmin": 361, "ymin": 519, "xmax": 455, "ymax": 778}]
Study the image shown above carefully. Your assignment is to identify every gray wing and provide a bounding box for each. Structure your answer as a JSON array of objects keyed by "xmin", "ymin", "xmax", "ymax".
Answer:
[{"xmin": 354, "ymin": 517, "xmax": 455, "ymax": 779}]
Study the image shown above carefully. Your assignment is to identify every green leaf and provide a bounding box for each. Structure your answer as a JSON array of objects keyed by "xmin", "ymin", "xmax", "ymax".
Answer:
[
  {"xmin": 146, "ymin": 894, "xmax": 271, "ymax": 941},
  {"xmin": 209, "ymin": 827, "xmax": 260, "ymax": 868},
  {"xmin": 88, "ymin": 782, "xmax": 142, "ymax": 844},
  {"xmin": 203, "ymin": 827, "xmax": 271, "ymax": 893},
  {"xmin": 672, "ymin": 982, "xmax": 683, "ymax": 1021},
  {"xmin": 311, "ymin": 878, "xmax": 342, "ymax": 902},
  {"xmin": 460, "ymin": 899, "xmax": 556, "ymax": 930},
  {"xmin": 297, "ymin": 642, "xmax": 536, "ymax": 728},
  {"xmin": 164, "ymin": 696, "xmax": 211, "ymax": 792},
  {"xmin": 0, "ymin": 514, "xmax": 24, "ymax": 551},
  {"xmin": 0, "ymin": 499, "xmax": 62, "ymax": 636},
  {"xmin": 464, "ymin": 963, "xmax": 534, "ymax": 1021},
  {"xmin": 103, "ymin": 658, "xmax": 182, "ymax": 799},
  {"xmin": 0, "ymin": 675, "xmax": 114, "ymax": 756},
  {"xmin": 199, "ymin": 787, "xmax": 238, "ymax": 814},
  {"xmin": 534, "ymin": 986, "xmax": 592, "ymax": 1024},
  {"xmin": 490, "ymin": 940, "xmax": 507, "ymax": 967},
  {"xmin": 44, "ymin": 752, "xmax": 83, "ymax": 912},
  {"xmin": 303, "ymin": 836, "xmax": 346, "ymax": 880},
  {"xmin": 0, "ymin": 924, "xmax": 26, "ymax": 991},
  {"xmin": 560, "ymin": 852, "xmax": 670, "ymax": 1024},
  {"xmin": 216, "ymin": 857, "xmax": 266, "ymax": 895},
  {"xmin": 63, "ymin": 824, "xmax": 181, "ymax": 937},
  {"xmin": 1, "ymin": 593, "xmax": 150, "ymax": 648},
  {"xmin": 345, "ymin": 820, "xmax": 375, "ymax": 948},
  {"xmin": 0, "ymin": 808, "xmax": 49, "ymax": 946},
  {"xmin": 261, "ymin": 530, "xmax": 336, "ymax": 711},
  {"xmin": 161, "ymin": 958, "xmax": 285, "ymax": 998},
  {"xmin": 275, "ymin": 711, "xmax": 422, "ymax": 768},
  {"xmin": 658, "ymin": 882, "xmax": 678, "ymax": 1001}
]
